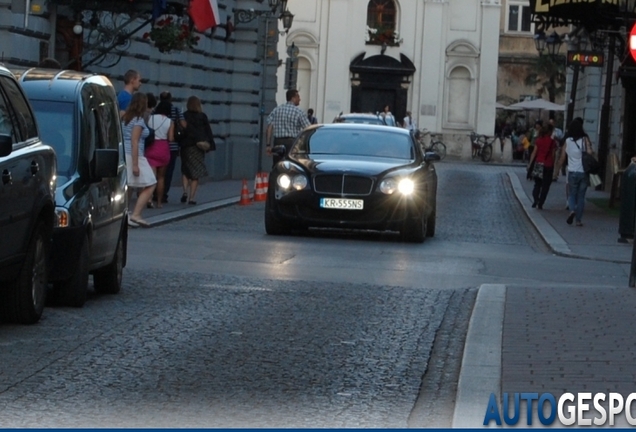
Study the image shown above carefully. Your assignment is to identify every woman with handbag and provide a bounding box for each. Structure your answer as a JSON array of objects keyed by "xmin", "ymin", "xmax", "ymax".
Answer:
[
  {"xmin": 181, "ymin": 96, "xmax": 213, "ymax": 205},
  {"xmin": 558, "ymin": 119, "xmax": 594, "ymax": 227},
  {"xmin": 527, "ymin": 123, "xmax": 557, "ymax": 210},
  {"xmin": 122, "ymin": 92, "xmax": 156, "ymax": 227},
  {"xmin": 147, "ymin": 100, "xmax": 174, "ymax": 208}
]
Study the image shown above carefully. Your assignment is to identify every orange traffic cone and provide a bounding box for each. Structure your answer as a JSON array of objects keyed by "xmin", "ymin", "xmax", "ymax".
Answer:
[
  {"xmin": 260, "ymin": 172, "xmax": 269, "ymax": 195},
  {"xmin": 254, "ymin": 172, "xmax": 267, "ymax": 202},
  {"xmin": 239, "ymin": 179, "xmax": 252, "ymax": 205}
]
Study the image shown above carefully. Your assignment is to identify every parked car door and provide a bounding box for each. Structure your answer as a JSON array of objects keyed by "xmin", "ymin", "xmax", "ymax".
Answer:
[{"xmin": 0, "ymin": 75, "xmax": 40, "ymax": 269}]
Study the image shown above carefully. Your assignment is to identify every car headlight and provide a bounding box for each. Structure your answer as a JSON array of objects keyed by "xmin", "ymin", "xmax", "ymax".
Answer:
[
  {"xmin": 291, "ymin": 175, "xmax": 308, "ymax": 190},
  {"xmin": 277, "ymin": 174, "xmax": 308, "ymax": 191},
  {"xmin": 380, "ymin": 178, "xmax": 415, "ymax": 195},
  {"xmin": 380, "ymin": 178, "xmax": 397, "ymax": 194},
  {"xmin": 398, "ymin": 178, "xmax": 415, "ymax": 195}
]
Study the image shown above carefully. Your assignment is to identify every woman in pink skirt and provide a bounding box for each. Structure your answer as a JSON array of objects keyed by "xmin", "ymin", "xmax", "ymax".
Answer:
[{"xmin": 146, "ymin": 100, "xmax": 174, "ymax": 208}]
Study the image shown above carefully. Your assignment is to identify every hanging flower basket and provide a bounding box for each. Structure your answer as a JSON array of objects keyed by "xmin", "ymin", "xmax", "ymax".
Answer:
[
  {"xmin": 365, "ymin": 25, "xmax": 402, "ymax": 46},
  {"xmin": 143, "ymin": 16, "xmax": 200, "ymax": 53}
]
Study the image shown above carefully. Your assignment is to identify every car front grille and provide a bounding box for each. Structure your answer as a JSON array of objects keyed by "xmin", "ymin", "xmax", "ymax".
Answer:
[{"xmin": 313, "ymin": 175, "xmax": 373, "ymax": 196}]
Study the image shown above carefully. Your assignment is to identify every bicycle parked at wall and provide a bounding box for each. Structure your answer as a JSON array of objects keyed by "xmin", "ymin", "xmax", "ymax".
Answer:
[
  {"xmin": 469, "ymin": 132, "xmax": 496, "ymax": 162},
  {"xmin": 416, "ymin": 129, "xmax": 447, "ymax": 160}
]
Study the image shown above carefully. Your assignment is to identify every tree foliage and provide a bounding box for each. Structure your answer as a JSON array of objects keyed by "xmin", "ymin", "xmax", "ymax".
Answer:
[{"xmin": 524, "ymin": 55, "xmax": 566, "ymax": 103}]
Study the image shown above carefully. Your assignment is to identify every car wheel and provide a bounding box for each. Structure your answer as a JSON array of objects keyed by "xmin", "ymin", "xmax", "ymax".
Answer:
[
  {"xmin": 426, "ymin": 206, "xmax": 436, "ymax": 237},
  {"xmin": 265, "ymin": 195, "xmax": 290, "ymax": 235},
  {"xmin": 93, "ymin": 227, "xmax": 126, "ymax": 295},
  {"xmin": 1, "ymin": 221, "xmax": 48, "ymax": 324},
  {"xmin": 54, "ymin": 235, "xmax": 89, "ymax": 308},
  {"xmin": 401, "ymin": 214, "xmax": 426, "ymax": 243}
]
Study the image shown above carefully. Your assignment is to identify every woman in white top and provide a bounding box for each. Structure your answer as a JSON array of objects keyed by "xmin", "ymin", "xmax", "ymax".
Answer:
[
  {"xmin": 122, "ymin": 92, "xmax": 156, "ymax": 227},
  {"xmin": 146, "ymin": 100, "xmax": 174, "ymax": 208},
  {"xmin": 557, "ymin": 119, "xmax": 593, "ymax": 227}
]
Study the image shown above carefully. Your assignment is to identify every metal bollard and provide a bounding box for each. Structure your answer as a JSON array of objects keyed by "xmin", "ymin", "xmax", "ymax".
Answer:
[{"xmin": 618, "ymin": 162, "xmax": 636, "ymax": 243}]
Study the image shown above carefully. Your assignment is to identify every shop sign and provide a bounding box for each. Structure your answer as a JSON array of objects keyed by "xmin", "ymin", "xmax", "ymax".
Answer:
[
  {"xmin": 566, "ymin": 51, "xmax": 605, "ymax": 67},
  {"xmin": 529, "ymin": 0, "xmax": 629, "ymax": 26}
]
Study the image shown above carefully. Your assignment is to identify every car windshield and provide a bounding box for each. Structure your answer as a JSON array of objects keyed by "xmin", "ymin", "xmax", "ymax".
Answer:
[
  {"xmin": 29, "ymin": 100, "xmax": 75, "ymax": 176},
  {"xmin": 295, "ymin": 128, "xmax": 414, "ymax": 160}
]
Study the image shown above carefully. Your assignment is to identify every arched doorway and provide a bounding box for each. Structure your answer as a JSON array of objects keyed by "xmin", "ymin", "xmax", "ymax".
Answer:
[{"xmin": 349, "ymin": 52, "xmax": 416, "ymax": 124}]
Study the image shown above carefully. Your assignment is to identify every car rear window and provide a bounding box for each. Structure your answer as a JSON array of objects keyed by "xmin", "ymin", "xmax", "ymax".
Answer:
[
  {"xmin": 300, "ymin": 129, "xmax": 414, "ymax": 160},
  {"xmin": 337, "ymin": 116, "xmax": 384, "ymax": 125},
  {"xmin": 30, "ymin": 100, "xmax": 75, "ymax": 175}
]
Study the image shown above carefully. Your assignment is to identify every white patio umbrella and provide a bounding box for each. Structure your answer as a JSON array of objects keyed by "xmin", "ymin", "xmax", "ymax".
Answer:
[{"xmin": 508, "ymin": 99, "xmax": 565, "ymax": 111}]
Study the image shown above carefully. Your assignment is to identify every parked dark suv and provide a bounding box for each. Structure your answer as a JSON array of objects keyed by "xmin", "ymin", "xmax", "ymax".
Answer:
[
  {"xmin": 0, "ymin": 66, "xmax": 56, "ymax": 324},
  {"xmin": 14, "ymin": 68, "xmax": 128, "ymax": 307}
]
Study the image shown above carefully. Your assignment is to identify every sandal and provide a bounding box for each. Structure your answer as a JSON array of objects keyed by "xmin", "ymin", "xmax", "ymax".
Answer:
[
  {"xmin": 129, "ymin": 217, "xmax": 151, "ymax": 228},
  {"xmin": 180, "ymin": 193, "xmax": 188, "ymax": 203}
]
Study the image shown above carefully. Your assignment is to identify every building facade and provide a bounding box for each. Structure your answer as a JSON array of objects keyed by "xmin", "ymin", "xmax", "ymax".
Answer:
[
  {"xmin": 276, "ymin": 0, "xmax": 502, "ymax": 158},
  {"xmin": 0, "ymin": 0, "xmax": 283, "ymax": 180}
]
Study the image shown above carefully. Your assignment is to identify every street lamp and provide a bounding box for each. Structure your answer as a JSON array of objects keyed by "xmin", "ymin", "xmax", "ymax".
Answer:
[
  {"xmin": 534, "ymin": 30, "xmax": 564, "ymax": 58},
  {"xmin": 546, "ymin": 31, "xmax": 563, "ymax": 57},
  {"xmin": 234, "ymin": 1, "xmax": 294, "ymax": 173}
]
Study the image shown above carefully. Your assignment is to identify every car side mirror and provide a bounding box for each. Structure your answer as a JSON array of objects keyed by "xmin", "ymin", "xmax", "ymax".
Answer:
[
  {"xmin": 92, "ymin": 149, "xmax": 118, "ymax": 181},
  {"xmin": 0, "ymin": 134, "xmax": 12, "ymax": 157},
  {"xmin": 272, "ymin": 145, "xmax": 286, "ymax": 157},
  {"xmin": 424, "ymin": 151, "xmax": 440, "ymax": 163}
]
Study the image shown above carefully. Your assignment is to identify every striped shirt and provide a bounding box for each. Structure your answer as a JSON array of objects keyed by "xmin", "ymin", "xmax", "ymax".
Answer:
[
  {"xmin": 266, "ymin": 102, "xmax": 311, "ymax": 138},
  {"xmin": 122, "ymin": 117, "xmax": 149, "ymax": 156}
]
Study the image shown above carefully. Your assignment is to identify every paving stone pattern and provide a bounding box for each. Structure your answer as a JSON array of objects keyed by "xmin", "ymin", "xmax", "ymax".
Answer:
[
  {"xmin": 503, "ymin": 286, "xmax": 636, "ymax": 396},
  {"xmin": 0, "ymin": 270, "xmax": 471, "ymax": 428}
]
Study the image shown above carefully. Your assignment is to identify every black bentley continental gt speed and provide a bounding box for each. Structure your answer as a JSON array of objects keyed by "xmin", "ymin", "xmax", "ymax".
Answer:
[{"xmin": 265, "ymin": 123, "xmax": 440, "ymax": 243}]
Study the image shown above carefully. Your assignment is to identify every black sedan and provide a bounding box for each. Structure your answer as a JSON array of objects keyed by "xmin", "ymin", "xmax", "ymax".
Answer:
[{"xmin": 265, "ymin": 123, "xmax": 439, "ymax": 242}]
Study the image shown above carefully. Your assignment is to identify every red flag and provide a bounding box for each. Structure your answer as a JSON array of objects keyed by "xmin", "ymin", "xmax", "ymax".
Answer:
[{"xmin": 189, "ymin": 0, "xmax": 220, "ymax": 32}]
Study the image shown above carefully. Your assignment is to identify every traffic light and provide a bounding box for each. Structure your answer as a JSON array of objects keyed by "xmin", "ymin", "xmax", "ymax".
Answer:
[{"xmin": 630, "ymin": 22, "xmax": 636, "ymax": 62}]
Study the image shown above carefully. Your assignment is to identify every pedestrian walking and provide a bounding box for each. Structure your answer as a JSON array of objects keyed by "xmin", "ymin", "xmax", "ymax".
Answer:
[
  {"xmin": 147, "ymin": 100, "xmax": 174, "ymax": 208},
  {"xmin": 159, "ymin": 91, "xmax": 186, "ymax": 204},
  {"xmin": 181, "ymin": 96, "xmax": 213, "ymax": 205},
  {"xmin": 554, "ymin": 117, "xmax": 588, "ymax": 208},
  {"xmin": 307, "ymin": 108, "xmax": 318, "ymax": 125},
  {"xmin": 527, "ymin": 123, "xmax": 557, "ymax": 210},
  {"xmin": 265, "ymin": 89, "xmax": 311, "ymax": 166},
  {"xmin": 403, "ymin": 110, "xmax": 416, "ymax": 132},
  {"xmin": 122, "ymin": 92, "xmax": 156, "ymax": 227},
  {"xmin": 117, "ymin": 69, "xmax": 142, "ymax": 113},
  {"xmin": 558, "ymin": 119, "xmax": 594, "ymax": 227}
]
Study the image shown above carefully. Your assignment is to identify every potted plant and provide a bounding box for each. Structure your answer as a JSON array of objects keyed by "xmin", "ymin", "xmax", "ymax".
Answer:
[
  {"xmin": 365, "ymin": 25, "xmax": 402, "ymax": 46},
  {"xmin": 143, "ymin": 16, "xmax": 200, "ymax": 53}
]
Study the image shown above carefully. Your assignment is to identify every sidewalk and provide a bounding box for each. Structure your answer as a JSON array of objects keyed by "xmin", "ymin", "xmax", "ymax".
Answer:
[
  {"xmin": 454, "ymin": 166, "xmax": 636, "ymax": 428},
  {"xmin": 140, "ymin": 179, "xmax": 245, "ymax": 227},
  {"xmin": 508, "ymin": 168, "xmax": 631, "ymax": 264}
]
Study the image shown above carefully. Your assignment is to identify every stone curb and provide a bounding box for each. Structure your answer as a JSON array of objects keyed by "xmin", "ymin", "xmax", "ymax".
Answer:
[
  {"xmin": 144, "ymin": 196, "xmax": 240, "ymax": 227},
  {"xmin": 507, "ymin": 172, "xmax": 572, "ymax": 256},
  {"xmin": 452, "ymin": 284, "xmax": 505, "ymax": 428},
  {"xmin": 507, "ymin": 172, "xmax": 631, "ymax": 264}
]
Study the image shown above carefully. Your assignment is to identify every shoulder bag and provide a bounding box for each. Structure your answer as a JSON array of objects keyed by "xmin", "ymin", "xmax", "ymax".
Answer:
[
  {"xmin": 576, "ymin": 138, "xmax": 600, "ymax": 174},
  {"xmin": 144, "ymin": 119, "xmax": 155, "ymax": 148}
]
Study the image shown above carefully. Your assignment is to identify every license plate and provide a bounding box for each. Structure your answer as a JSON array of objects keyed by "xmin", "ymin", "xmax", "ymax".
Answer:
[{"xmin": 320, "ymin": 198, "xmax": 364, "ymax": 210}]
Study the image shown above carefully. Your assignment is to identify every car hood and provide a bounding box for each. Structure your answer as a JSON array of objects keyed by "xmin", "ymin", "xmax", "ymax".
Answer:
[{"xmin": 291, "ymin": 154, "xmax": 413, "ymax": 176}]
